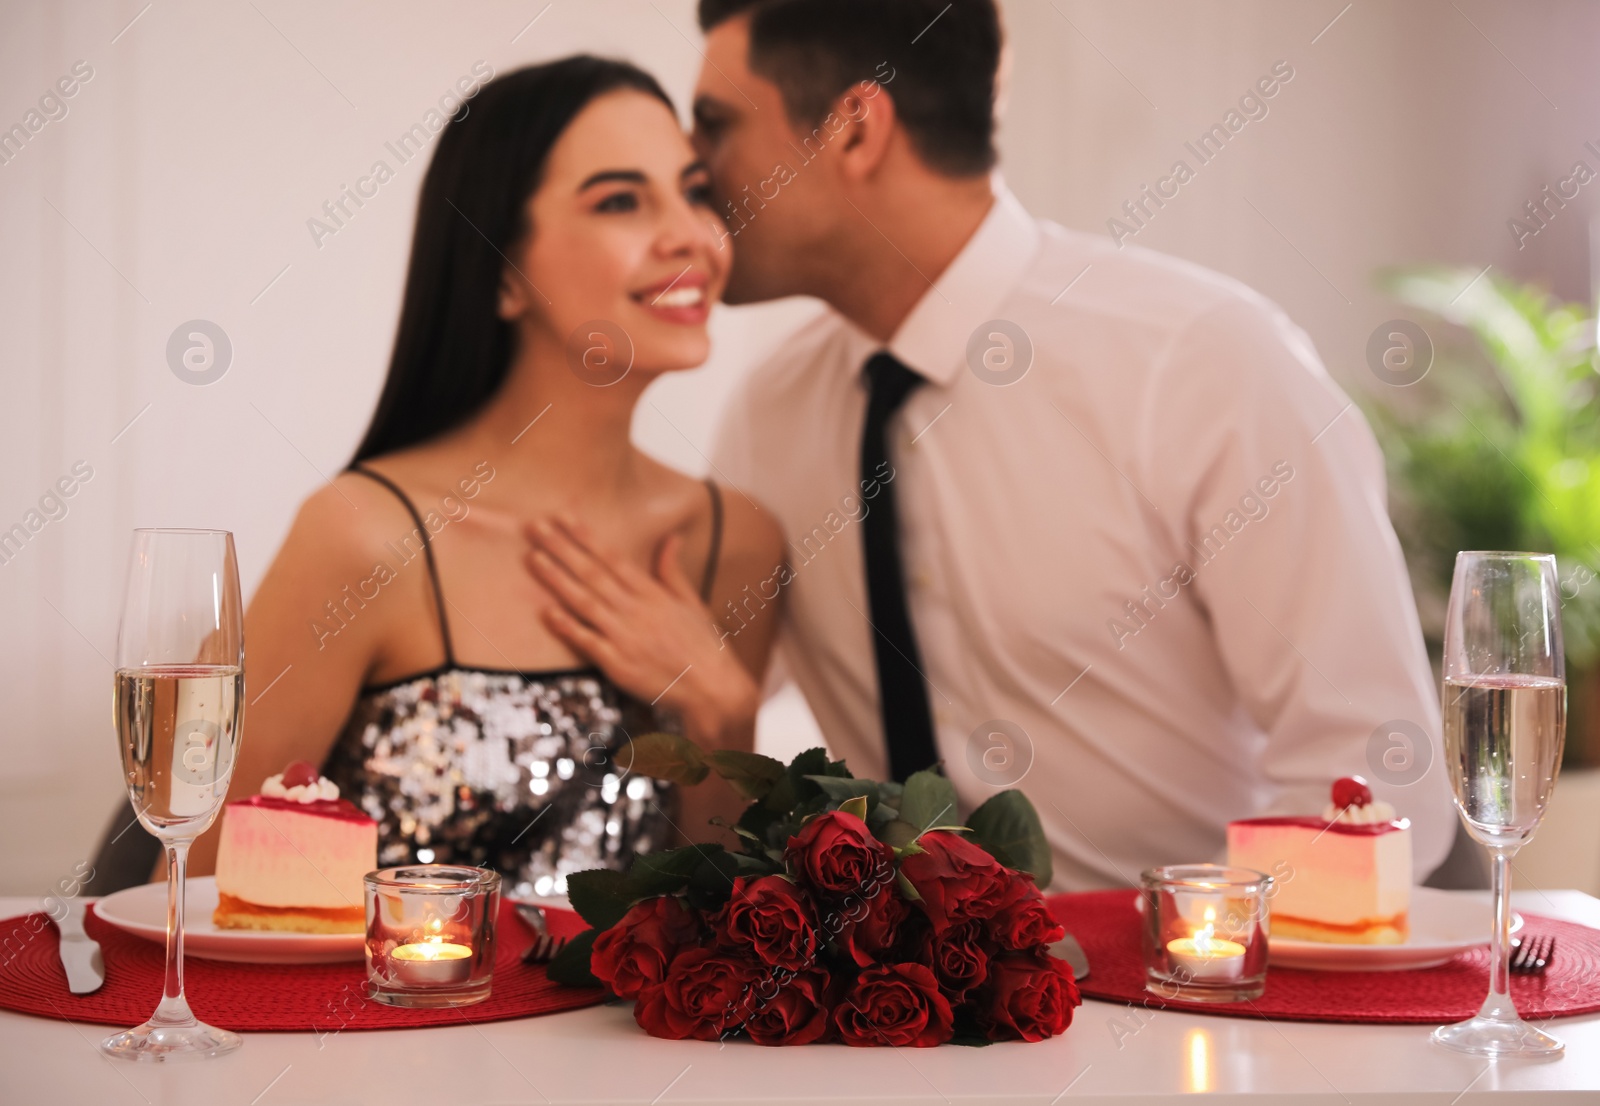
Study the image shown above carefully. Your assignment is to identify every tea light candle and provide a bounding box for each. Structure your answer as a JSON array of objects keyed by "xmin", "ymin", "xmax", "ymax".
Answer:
[
  {"xmin": 391, "ymin": 938, "xmax": 473, "ymax": 986},
  {"xmin": 1166, "ymin": 921, "xmax": 1246, "ymax": 982},
  {"xmin": 1141, "ymin": 864, "xmax": 1269, "ymax": 1003},
  {"xmin": 366, "ymin": 865, "xmax": 499, "ymax": 1008}
]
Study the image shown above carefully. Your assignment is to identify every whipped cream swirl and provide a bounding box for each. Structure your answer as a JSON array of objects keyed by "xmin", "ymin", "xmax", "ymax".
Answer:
[
  {"xmin": 262, "ymin": 773, "xmax": 340, "ymax": 803},
  {"xmin": 1323, "ymin": 799, "xmax": 1397, "ymax": 825}
]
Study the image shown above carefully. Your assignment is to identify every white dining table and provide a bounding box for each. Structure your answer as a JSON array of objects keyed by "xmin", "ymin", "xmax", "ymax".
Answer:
[{"xmin": 1, "ymin": 890, "xmax": 1597, "ymax": 1106}]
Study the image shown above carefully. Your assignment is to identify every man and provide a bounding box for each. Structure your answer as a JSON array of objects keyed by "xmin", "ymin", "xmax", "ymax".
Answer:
[{"xmin": 695, "ymin": 0, "xmax": 1455, "ymax": 888}]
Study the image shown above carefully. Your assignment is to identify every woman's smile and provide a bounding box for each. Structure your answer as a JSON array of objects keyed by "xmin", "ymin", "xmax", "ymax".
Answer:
[{"xmin": 631, "ymin": 270, "xmax": 711, "ymax": 325}]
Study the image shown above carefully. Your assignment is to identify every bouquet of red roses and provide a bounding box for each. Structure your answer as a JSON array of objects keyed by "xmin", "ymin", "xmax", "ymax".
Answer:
[{"xmin": 548, "ymin": 735, "xmax": 1081, "ymax": 1047}]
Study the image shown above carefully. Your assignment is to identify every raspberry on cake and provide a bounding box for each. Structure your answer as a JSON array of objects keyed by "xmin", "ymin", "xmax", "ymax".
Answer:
[
  {"xmin": 212, "ymin": 761, "xmax": 378, "ymax": 934},
  {"xmin": 1227, "ymin": 776, "xmax": 1411, "ymax": 945}
]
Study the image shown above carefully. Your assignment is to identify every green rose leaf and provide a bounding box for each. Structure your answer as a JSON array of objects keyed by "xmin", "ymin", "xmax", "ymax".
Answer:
[
  {"xmin": 803, "ymin": 775, "xmax": 879, "ymax": 806},
  {"xmin": 899, "ymin": 769, "xmax": 958, "ymax": 836},
  {"xmin": 618, "ymin": 731, "xmax": 710, "ymax": 787},
  {"xmin": 704, "ymin": 749, "xmax": 787, "ymax": 801},
  {"xmin": 837, "ymin": 794, "xmax": 870, "ymax": 822},
  {"xmin": 625, "ymin": 844, "xmax": 718, "ymax": 898},
  {"xmin": 947, "ymin": 1032, "xmax": 996, "ymax": 1047},
  {"xmin": 545, "ymin": 927, "xmax": 602, "ymax": 988},
  {"xmin": 946, "ymin": 1008, "xmax": 997, "ymax": 1046},
  {"xmin": 966, "ymin": 790, "xmax": 1053, "ymax": 886},
  {"xmin": 736, "ymin": 794, "xmax": 785, "ymax": 846},
  {"xmin": 879, "ymin": 818, "xmax": 920, "ymax": 849},
  {"xmin": 783, "ymin": 748, "xmax": 836, "ymax": 802},
  {"xmin": 565, "ymin": 868, "xmax": 634, "ymax": 931},
  {"xmin": 684, "ymin": 850, "xmax": 777, "ymax": 912},
  {"xmin": 787, "ymin": 747, "xmax": 833, "ymax": 773}
]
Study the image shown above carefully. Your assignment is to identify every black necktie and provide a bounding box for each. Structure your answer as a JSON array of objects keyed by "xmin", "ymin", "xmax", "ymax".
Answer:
[{"xmin": 860, "ymin": 352, "xmax": 939, "ymax": 780}]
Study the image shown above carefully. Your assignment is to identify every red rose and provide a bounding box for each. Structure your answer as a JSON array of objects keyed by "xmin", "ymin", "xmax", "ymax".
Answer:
[
  {"xmin": 832, "ymin": 884, "xmax": 912, "ymax": 966},
  {"xmin": 743, "ymin": 970, "xmax": 834, "ymax": 1046},
  {"xmin": 919, "ymin": 918, "xmax": 990, "ymax": 1001},
  {"xmin": 633, "ymin": 948, "xmax": 761, "ymax": 1041},
  {"xmin": 785, "ymin": 810, "xmax": 895, "ymax": 897},
  {"xmin": 987, "ymin": 885, "xmax": 1065, "ymax": 952},
  {"xmin": 713, "ymin": 875, "xmax": 819, "ymax": 971},
  {"xmin": 590, "ymin": 895, "xmax": 701, "ymax": 999},
  {"xmin": 897, "ymin": 831, "xmax": 1014, "ymax": 932},
  {"xmin": 833, "ymin": 963, "xmax": 955, "ymax": 1047},
  {"xmin": 978, "ymin": 953, "xmax": 1081, "ymax": 1042}
]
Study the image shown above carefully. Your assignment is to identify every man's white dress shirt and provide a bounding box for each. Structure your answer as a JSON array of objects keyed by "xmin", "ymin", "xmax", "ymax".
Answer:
[{"xmin": 712, "ymin": 185, "xmax": 1456, "ymax": 889}]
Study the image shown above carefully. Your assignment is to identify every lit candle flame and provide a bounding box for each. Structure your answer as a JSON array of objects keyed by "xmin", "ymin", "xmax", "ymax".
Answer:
[
  {"xmin": 1192, "ymin": 905, "xmax": 1220, "ymax": 958},
  {"xmin": 1167, "ymin": 901, "xmax": 1246, "ymax": 982}
]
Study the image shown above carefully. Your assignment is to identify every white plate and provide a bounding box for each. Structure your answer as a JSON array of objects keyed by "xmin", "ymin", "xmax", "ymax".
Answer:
[
  {"xmin": 95, "ymin": 877, "xmax": 365, "ymax": 965},
  {"xmin": 1267, "ymin": 886, "xmax": 1523, "ymax": 972}
]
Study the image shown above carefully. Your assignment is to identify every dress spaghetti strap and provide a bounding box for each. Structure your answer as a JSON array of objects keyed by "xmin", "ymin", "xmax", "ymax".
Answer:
[
  {"xmin": 700, "ymin": 479, "xmax": 723, "ymax": 603},
  {"xmin": 347, "ymin": 464, "xmax": 457, "ymax": 667}
]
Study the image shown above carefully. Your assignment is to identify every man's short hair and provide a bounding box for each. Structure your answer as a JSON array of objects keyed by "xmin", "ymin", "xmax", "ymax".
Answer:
[{"xmin": 698, "ymin": 0, "xmax": 1000, "ymax": 177}]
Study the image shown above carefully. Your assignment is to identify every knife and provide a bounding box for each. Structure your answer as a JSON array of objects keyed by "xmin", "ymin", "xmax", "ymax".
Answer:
[
  {"xmin": 56, "ymin": 898, "xmax": 105, "ymax": 995},
  {"xmin": 1051, "ymin": 932, "xmax": 1090, "ymax": 981}
]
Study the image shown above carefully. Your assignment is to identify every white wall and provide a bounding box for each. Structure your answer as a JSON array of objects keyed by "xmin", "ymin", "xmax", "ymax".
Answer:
[
  {"xmin": 3, "ymin": 0, "xmax": 1596, "ymax": 896},
  {"xmin": 999, "ymin": 0, "xmax": 1600, "ymax": 398}
]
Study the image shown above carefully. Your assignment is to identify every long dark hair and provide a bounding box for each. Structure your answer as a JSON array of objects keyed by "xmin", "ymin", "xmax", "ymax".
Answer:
[{"xmin": 351, "ymin": 56, "xmax": 674, "ymax": 464}]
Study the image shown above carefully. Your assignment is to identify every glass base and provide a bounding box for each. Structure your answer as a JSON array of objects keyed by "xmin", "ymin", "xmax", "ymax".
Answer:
[
  {"xmin": 367, "ymin": 980, "xmax": 492, "ymax": 1009},
  {"xmin": 1432, "ymin": 1015, "xmax": 1564, "ymax": 1057},
  {"xmin": 101, "ymin": 1019, "xmax": 242, "ymax": 1062},
  {"xmin": 1146, "ymin": 975, "xmax": 1265, "ymax": 1004}
]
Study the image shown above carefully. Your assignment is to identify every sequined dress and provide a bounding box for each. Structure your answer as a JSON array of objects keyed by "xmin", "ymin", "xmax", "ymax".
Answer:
[{"xmin": 322, "ymin": 465, "xmax": 723, "ymax": 901}]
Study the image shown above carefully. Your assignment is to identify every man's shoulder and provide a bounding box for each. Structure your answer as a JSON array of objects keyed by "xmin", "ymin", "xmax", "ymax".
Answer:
[
  {"xmin": 1024, "ymin": 220, "xmax": 1279, "ymax": 337},
  {"xmin": 709, "ymin": 302, "xmax": 858, "ymax": 478},
  {"xmin": 724, "ymin": 302, "xmax": 857, "ymax": 407},
  {"xmin": 1019, "ymin": 220, "xmax": 1323, "ymax": 401}
]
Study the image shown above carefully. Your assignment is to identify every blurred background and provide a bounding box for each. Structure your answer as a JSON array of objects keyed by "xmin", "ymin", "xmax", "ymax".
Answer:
[{"xmin": 3, "ymin": 0, "xmax": 1599, "ymax": 897}]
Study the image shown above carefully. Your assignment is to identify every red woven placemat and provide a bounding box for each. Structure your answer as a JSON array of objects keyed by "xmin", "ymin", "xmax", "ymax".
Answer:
[
  {"xmin": 1048, "ymin": 890, "xmax": 1600, "ymax": 1024},
  {"xmin": 0, "ymin": 900, "xmax": 605, "ymax": 1031},
  {"xmin": 7, "ymin": 891, "xmax": 1596, "ymax": 1031}
]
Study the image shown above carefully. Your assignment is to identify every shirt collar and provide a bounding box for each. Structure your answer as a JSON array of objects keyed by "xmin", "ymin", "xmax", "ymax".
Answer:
[{"xmin": 865, "ymin": 181, "xmax": 1041, "ymax": 388}]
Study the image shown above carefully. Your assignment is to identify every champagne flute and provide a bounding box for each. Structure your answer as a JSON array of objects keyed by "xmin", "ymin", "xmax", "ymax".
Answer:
[
  {"xmin": 102, "ymin": 529, "xmax": 245, "ymax": 1061},
  {"xmin": 1436, "ymin": 551, "xmax": 1566, "ymax": 1056}
]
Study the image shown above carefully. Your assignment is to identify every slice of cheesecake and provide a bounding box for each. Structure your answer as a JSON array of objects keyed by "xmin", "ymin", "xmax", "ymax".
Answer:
[
  {"xmin": 1227, "ymin": 776, "xmax": 1411, "ymax": 945},
  {"xmin": 213, "ymin": 762, "xmax": 377, "ymax": 934}
]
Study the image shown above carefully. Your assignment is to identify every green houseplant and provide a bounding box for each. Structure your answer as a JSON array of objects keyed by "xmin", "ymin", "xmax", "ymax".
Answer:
[{"xmin": 1363, "ymin": 266, "xmax": 1599, "ymax": 766}]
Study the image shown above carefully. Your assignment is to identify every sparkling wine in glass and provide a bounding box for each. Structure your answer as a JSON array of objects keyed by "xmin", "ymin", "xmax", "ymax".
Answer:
[
  {"xmin": 103, "ymin": 529, "xmax": 245, "ymax": 1061},
  {"xmin": 1435, "ymin": 551, "xmax": 1565, "ymax": 1056}
]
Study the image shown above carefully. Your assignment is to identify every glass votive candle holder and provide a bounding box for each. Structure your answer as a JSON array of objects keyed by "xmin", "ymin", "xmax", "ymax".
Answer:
[
  {"xmin": 364, "ymin": 865, "xmax": 501, "ymax": 1008},
  {"xmin": 1140, "ymin": 864, "xmax": 1272, "ymax": 1003}
]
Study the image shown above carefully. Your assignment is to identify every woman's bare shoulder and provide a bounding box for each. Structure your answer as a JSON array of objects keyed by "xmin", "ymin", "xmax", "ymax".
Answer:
[
  {"xmin": 277, "ymin": 470, "xmax": 423, "ymax": 577},
  {"xmin": 711, "ymin": 484, "xmax": 786, "ymax": 579}
]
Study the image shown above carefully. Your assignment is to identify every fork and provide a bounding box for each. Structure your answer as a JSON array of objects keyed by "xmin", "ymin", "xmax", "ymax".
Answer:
[
  {"xmin": 1509, "ymin": 934, "xmax": 1555, "ymax": 975},
  {"xmin": 521, "ymin": 934, "xmax": 568, "ymax": 964},
  {"xmin": 512, "ymin": 901, "xmax": 549, "ymax": 938}
]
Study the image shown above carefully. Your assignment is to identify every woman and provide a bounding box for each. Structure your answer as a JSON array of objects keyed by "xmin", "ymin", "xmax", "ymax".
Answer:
[{"xmin": 188, "ymin": 57, "xmax": 785, "ymax": 899}]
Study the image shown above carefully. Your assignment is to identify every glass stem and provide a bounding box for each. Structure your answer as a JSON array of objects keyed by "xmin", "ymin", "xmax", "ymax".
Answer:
[
  {"xmin": 152, "ymin": 839, "xmax": 197, "ymax": 1028},
  {"xmin": 1480, "ymin": 845, "xmax": 1519, "ymax": 1023}
]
